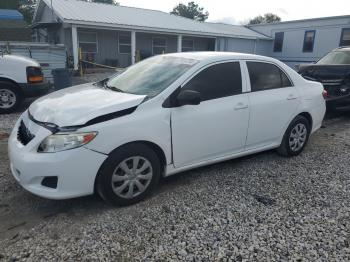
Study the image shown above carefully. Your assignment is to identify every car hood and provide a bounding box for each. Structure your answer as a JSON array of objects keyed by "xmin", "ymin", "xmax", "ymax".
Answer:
[
  {"xmin": 298, "ymin": 64, "xmax": 350, "ymax": 81},
  {"xmin": 29, "ymin": 83, "xmax": 146, "ymax": 127}
]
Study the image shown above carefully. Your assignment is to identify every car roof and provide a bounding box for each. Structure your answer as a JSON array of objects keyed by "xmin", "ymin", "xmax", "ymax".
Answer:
[{"xmin": 163, "ymin": 51, "xmax": 277, "ymax": 63}]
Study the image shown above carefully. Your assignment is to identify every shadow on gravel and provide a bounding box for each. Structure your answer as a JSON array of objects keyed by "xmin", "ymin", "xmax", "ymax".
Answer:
[{"xmin": 0, "ymin": 192, "xmax": 111, "ymax": 240}]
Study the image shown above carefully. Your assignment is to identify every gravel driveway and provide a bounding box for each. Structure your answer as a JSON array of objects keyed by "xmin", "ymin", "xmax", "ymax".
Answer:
[{"xmin": 0, "ymin": 109, "xmax": 349, "ymax": 261}]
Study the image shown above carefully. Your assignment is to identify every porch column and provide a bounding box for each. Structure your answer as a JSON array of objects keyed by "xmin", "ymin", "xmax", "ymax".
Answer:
[
  {"xmin": 131, "ymin": 30, "xmax": 136, "ymax": 64},
  {"xmin": 177, "ymin": 35, "xmax": 182, "ymax": 53},
  {"xmin": 71, "ymin": 25, "xmax": 79, "ymax": 70}
]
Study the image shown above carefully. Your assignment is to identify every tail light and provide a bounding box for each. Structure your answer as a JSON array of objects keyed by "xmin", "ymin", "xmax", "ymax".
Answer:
[
  {"xmin": 322, "ymin": 89, "xmax": 328, "ymax": 99},
  {"xmin": 26, "ymin": 66, "xmax": 44, "ymax": 83}
]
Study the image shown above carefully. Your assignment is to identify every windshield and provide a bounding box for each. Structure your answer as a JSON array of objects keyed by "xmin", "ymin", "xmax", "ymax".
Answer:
[
  {"xmin": 105, "ymin": 56, "xmax": 198, "ymax": 97},
  {"xmin": 317, "ymin": 51, "xmax": 350, "ymax": 65}
]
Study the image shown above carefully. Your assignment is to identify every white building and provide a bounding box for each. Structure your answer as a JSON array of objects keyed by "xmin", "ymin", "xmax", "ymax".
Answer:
[{"xmin": 32, "ymin": 0, "xmax": 350, "ymax": 70}]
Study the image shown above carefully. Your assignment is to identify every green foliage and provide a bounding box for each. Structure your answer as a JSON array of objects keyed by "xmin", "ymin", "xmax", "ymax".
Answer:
[
  {"xmin": 170, "ymin": 1, "xmax": 209, "ymax": 22},
  {"xmin": 18, "ymin": 0, "xmax": 37, "ymax": 23},
  {"xmin": 248, "ymin": 13, "xmax": 281, "ymax": 25},
  {"xmin": 0, "ymin": 0, "xmax": 37, "ymax": 23}
]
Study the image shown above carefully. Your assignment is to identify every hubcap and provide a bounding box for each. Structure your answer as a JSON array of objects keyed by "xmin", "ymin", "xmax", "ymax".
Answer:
[
  {"xmin": 111, "ymin": 156, "xmax": 153, "ymax": 199},
  {"xmin": 289, "ymin": 123, "xmax": 307, "ymax": 152},
  {"xmin": 0, "ymin": 89, "xmax": 16, "ymax": 109}
]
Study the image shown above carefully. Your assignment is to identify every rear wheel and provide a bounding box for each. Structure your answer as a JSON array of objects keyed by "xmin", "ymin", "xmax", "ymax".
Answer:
[
  {"xmin": 0, "ymin": 82, "xmax": 22, "ymax": 114},
  {"xmin": 96, "ymin": 143, "xmax": 161, "ymax": 206},
  {"xmin": 277, "ymin": 115, "xmax": 311, "ymax": 157}
]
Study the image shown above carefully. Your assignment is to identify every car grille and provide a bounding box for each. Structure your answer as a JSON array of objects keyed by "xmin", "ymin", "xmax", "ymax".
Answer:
[{"xmin": 17, "ymin": 120, "xmax": 35, "ymax": 145}]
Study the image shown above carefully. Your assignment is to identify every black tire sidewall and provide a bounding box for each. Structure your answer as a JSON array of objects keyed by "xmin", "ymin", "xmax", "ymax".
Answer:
[
  {"xmin": 96, "ymin": 143, "xmax": 161, "ymax": 206},
  {"xmin": 0, "ymin": 82, "xmax": 22, "ymax": 114},
  {"xmin": 283, "ymin": 116, "xmax": 311, "ymax": 156}
]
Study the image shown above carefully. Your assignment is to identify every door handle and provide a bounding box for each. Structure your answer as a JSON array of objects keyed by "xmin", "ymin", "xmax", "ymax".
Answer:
[
  {"xmin": 287, "ymin": 94, "xmax": 297, "ymax": 100},
  {"xmin": 234, "ymin": 103, "xmax": 249, "ymax": 110}
]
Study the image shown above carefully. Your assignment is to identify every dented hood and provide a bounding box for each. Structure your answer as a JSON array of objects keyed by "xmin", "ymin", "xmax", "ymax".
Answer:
[{"xmin": 29, "ymin": 83, "xmax": 146, "ymax": 127}]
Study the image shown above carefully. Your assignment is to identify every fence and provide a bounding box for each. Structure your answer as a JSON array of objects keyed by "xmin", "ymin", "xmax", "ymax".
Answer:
[{"xmin": 0, "ymin": 42, "xmax": 67, "ymax": 82}]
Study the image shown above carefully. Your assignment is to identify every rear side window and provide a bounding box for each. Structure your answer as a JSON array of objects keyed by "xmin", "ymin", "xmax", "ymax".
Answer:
[
  {"xmin": 183, "ymin": 62, "xmax": 242, "ymax": 101},
  {"xmin": 247, "ymin": 62, "xmax": 292, "ymax": 92}
]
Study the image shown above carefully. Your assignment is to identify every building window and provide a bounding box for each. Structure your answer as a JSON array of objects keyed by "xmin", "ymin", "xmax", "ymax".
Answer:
[
  {"xmin": 182, "ymin": 38, "xmax": 194, "ymax": 52},
  {"xmin": 153, "ymin": 37, "xmax": 167, "ymax": 55},
  {"xmin": 273, "ymin": 32, "xmax": 284, "ymax": 52},
  {"xmin": 119, "ymin": 34, "xmax": 131, "ymax": 54},
  {"xmin": 340, "ymin": 28, "xmax": 350, "ymax": 46},
  {"xmin": 78, "ymin": 32, "xmax": 97, "ymax": 53},
  {"xmin": 303, "ymin": 30, "xmax": 316, "ymax": 52}
]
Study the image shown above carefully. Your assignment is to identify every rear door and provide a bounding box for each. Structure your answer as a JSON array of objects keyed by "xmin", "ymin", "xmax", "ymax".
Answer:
[
  {"xmin": 171, "ymin": 61, "xmax": 250, "ymax": 168},
  {"xmin": 244, "ymin": 61, "xmax": 300, "ymax": 149}
]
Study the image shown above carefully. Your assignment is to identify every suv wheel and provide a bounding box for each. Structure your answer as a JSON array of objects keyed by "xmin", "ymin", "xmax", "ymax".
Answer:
[
  {"xmin": 0, "ymin": 82, "xmax": 22, "ymax": 114},
  {"xmin": 277, "ymin": 115, "xmax": 311, "ymax": 157},
  {"xmin": 96, "ymin": 143, "xmax": 161, "ymax": 206}
]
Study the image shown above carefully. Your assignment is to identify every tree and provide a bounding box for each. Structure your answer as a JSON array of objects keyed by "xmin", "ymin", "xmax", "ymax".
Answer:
[
  {"xmin": 19, "ymin": 0, "xmax": 37, "ymax": 23},
  {"xmin": 0, "ymin": 0, "xmax": 37, "ymax": 23},
  {"xmin": 171, "ymin": 2, "xmax": 209, "ymax": 22},
  {"xmin": 248, "ymin": 13, "xmax": 281, "ymax": 25}
]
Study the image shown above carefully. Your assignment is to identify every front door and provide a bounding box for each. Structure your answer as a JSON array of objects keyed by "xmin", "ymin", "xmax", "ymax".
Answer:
[{"xmin": 171, "ymin": 61, "xmax": 250, "ymax": 168}]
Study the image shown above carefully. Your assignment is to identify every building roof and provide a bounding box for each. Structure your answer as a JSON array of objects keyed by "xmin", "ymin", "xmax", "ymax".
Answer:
[
  {"xmin": 249, "ymin": 14, "xmax": 350, "ymax": 27},
  {"xmin": 0, "ymin": 9, "xmax": 24, "ymax": 20},
  {"xmin": 34, "ymin": 0, "xmax": 270, "ymax": 40}
]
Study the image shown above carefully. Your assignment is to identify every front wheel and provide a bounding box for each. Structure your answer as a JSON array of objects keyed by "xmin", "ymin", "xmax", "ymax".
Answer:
[
  {"xmin": 0, "ymin": 82, "xmax": 22, "ymax": 114},
  {"xmin": 96, "ymin": 143, "xmax": 161, "ymax": 206},
  {"xmin": 277, "ymin": 115, "xmax": 311, "ymax": 157}
]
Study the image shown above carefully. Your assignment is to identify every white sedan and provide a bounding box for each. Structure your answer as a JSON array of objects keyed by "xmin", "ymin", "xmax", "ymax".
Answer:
[{"xmin": 8, "ymin": 52, "xmax": 326, "ymax": 206}]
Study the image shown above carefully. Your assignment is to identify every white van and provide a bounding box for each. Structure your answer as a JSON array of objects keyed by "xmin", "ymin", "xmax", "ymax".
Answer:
[{"xmin": 0, "ymin": 54, "xmax": 49, "ymax": 113}]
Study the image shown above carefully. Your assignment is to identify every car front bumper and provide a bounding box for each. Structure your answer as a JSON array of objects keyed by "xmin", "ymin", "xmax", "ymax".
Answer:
[
  {"xmin": 19, "ymin": 81, "xmax": 51, "ymax": 98},
  {"xmin": 8, "ymin": 112, "xmax": 107, "ymax": 200}
]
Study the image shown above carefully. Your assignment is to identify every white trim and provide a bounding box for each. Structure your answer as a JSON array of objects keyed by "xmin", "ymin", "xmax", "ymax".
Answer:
[
  {"xmin": 65, "ymin": 20, "xmax": 268, "ymax": 40},
  {"xmin": 78, "ymin": 31, "xmax": 98, "ymax": 54},
  {"xmin": 131, "ymin": 31, "xmax": 136, "ymax": 64},
  {"xmin": 118, "ymin": 33, "xmax": 132, "ymax": 55},
  {"xmin": 71, "ymin": 25, "xmax": 79, "ymax": 70},
  {"xmin": 177, "ymin": 35, "xmax": 182, "ymax": 53},
  {"xmin": 152, "ymin": 37, "xmax": 167, "ymax": 55}
]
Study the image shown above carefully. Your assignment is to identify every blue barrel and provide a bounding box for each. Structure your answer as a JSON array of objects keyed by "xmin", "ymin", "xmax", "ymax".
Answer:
[{"xmin": 52, "ymin": 68, "xmax": 72, "ymax": 90}]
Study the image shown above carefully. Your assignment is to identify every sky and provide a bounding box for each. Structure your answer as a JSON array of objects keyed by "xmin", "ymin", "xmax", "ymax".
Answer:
[{"xmin": 117, "ymin": 0, "xmax": 350, "ymax": 24}]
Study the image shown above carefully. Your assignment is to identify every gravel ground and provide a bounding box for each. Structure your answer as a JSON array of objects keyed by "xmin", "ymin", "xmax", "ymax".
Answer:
[{"xmin": 0, "ymin": 108, "xmax": 350, "ymax": 261}]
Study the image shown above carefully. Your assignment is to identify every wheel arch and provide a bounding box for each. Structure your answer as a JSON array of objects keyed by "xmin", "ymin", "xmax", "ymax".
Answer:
[
  {"xmin": 0, "ymin": 77, "xmax": 22, "ymax": 93},
  {"xmin": 298, "ymin": 112, "xmax": 313, "ymax": 129},
  {"xmin": 94, "ymin": 140, "xmax": 167, "ymax": 193}
]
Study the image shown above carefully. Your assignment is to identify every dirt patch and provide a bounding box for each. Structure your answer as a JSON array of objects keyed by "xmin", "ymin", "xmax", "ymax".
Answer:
[{"xmin": 0, "ymin": 132, "xmax": 9, "ymax": 140}]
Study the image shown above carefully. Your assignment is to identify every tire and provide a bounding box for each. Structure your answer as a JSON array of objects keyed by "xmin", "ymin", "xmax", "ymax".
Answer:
[
  {"xmin": 96, "ymin": 143, "xmax": 161, "ymax": 206},
  {"xmin": 0, "ymin": 81, "xmax": 22, "ymax": 114},
  {"xmin": 277, "ymin": 115, "xmax": 311, "ymax": 157}
]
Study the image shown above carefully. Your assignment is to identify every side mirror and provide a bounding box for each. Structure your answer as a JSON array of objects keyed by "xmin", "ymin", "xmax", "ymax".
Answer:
[{"xmin": 177, "ymin": 90, "xmax": 201, "ymax": 106}]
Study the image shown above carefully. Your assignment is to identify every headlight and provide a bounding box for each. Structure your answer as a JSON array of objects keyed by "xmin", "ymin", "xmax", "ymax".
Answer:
[{"xmin": 38, "ymin": 132, "xmax": 97, "ymax": 153}]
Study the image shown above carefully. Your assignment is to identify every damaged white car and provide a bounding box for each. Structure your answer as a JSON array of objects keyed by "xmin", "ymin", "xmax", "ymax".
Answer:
[{"xmin": 8, "ymin": 52, "xmax": 326, "ymax": 206}]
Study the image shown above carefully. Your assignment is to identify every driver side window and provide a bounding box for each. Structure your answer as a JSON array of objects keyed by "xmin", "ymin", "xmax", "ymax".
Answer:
[{"xmin": 182, "ymin": 62, "xmax": 242, "ymax": 102}]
